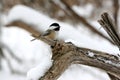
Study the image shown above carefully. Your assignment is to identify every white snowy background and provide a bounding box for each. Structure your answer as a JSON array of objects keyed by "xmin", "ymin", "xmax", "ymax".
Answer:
[{"xmin": 0, "ymin": 4, "xmax": 119, "ymax": 80}]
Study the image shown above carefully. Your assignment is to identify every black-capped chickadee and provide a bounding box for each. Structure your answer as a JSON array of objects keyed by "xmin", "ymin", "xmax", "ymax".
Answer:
[
  {"xmin": 31, "ymin": 23, "xmax": 60, "ymax": 41},
  {"xmin": 42, "ymin": 23, "xmax": 60, "ymax": 40}
]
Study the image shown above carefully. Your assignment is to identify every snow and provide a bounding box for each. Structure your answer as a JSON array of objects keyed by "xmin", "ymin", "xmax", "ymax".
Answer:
[
  {"xmin": 99, "ymin": 58, "xmax": 120, "ymax": 67},
  {"xmin": 88, "ymin": 51, "xmax": 94, "ymax": 57},
  {"xmin": 58, "ymin": 64, "xmax": 110, "ymax": 80},
  {"xmin": 27, "ymin": 59, "xmax": 52, "ymax": 80},
  {"xmin": 72, "ymin": 4, "xmax": 93, "ymax": 17},
  {"xmin": 0, "ymin": 4, "xmax": 119, "ymax": 80},
  {"xmin": 0, "ymin": 71, "xmax": 25, "ymax": 80}
]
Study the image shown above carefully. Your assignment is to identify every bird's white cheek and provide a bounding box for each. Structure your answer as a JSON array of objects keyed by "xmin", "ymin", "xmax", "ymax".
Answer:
[
  {"xmin": 55, "ymin": 32, "xmax": 59, "ymax": 39},
  {"xmin": 49, "ymin": 26, "xmax": 58, "ymax": 30}
]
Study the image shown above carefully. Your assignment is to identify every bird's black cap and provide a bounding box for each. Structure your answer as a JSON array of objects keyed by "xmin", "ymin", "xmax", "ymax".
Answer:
[
  {"xmin": 50, "ymin": 23, "xmax": 60, "ymax": 31},
  {"xmin": 50, "ymin": 23, "xmax": 60, "ymax": 27}
]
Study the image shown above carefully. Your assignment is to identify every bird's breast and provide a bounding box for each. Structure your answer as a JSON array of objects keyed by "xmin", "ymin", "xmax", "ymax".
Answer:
[{"xmin": 45, "ymin": 31, "xmax": 56, "ymax": 40}]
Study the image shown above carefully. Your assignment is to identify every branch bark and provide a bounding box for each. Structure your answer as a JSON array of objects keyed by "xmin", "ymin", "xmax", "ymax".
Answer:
[
  {"xmin": 6, "ymin": 21, "xmax": 41, "ymax": 36},
  {"xmin": 108, "ymin": 73, "xmax": 120, "ymax": 80},
  {"xmin": 39, "ymin": 41, "xmax": 120, "ymax": 80}
]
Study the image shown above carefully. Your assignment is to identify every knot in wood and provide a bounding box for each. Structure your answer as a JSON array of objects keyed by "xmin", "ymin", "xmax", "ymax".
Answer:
[{"xmin": 51, "ymin": 41, "xmax": 76, "ymax": 60}]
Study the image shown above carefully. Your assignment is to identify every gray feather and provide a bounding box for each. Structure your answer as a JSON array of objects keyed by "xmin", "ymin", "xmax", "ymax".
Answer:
[{"xmin": 42, "ymin": 30, "xmax": 51, "ymax": 36}]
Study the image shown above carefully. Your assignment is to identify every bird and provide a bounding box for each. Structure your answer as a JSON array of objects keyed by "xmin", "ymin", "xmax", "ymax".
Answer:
[
  {"xmin": 31, "ymin": 23, "xmax": 60, "ymax": 41},
  {"xmin": 42, "ymin": 23, "xmax": 60, "ymax": 40}
]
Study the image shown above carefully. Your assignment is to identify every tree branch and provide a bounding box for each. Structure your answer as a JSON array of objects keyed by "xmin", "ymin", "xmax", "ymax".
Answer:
[
  {"xmin": 6, "ymin": 21, "xmax": 41, "ymax": 36},
  {"xmin": 113, "ymin": 0, "xmax": 119, "ymax": 28},
  {"xmin": 98, "ymin": 12, "xmax": 120, "ymax": 49},
  {"xmin": 5, "ymin": 21, "xmax": 56, "ymax": 46},
  {"xmin": 39, "ymin": 41, "xmax": 120, "ymax": 80},
  {"xmin": 0, "ymin": 42, "xmax": 22, "ymax": 62},
  {"xmin": 108, "ymin": 73, "xmax": 120, "ymax": 80}
]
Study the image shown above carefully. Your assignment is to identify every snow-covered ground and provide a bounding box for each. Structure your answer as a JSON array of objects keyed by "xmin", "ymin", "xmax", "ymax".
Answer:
[
  {"xmin": 0, "ymin": 71, "xmax": 25, "ymax": 80},
  {"xmin": 0, "ymin": 5, "xmax": 119, "ymax": 80}
]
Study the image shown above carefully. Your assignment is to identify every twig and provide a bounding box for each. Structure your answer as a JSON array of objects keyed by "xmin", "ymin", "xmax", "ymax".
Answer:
[
  {"xmin": 5, "ymin": 21, "xmax": 56, "ymax": 46},
  {"xmin": 0, "ymin": 42, "xmax": 22, "ymax": 62},
  {"xmin": 108, "ymin": 73, "xmax": 120, "ymax": 80},
  {"xmin": 49, "ymin": 0, "xmax": 75, "ymax": 22},
  {"xmin": 6, "ymin": 21, "xmax": 41, "ymax": 36},
  {"xmin": 31, "ymin": 34, "xmax": 56, "ymax": 47},
  {"xmin": 0, "ymin": 48, "xmax": 4, "ymax": 69},
  {"xmin": 98, "ymin": 12, "xmax": 120, "ymax": 49},
  {"xmin": 113, "ymin": 0, "xmax": 119, "ymax": 28}
]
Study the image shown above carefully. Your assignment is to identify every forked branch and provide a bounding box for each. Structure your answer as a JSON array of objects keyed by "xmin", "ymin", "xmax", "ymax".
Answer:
[{"xmin": 39, "ymin": 41, "xmax": 120, "ymax": 80}]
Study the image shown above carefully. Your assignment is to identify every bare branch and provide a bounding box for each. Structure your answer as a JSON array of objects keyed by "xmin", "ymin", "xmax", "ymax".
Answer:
[
  {"xmin": 113, "ymin": 0, "xmax": 119, "ymax": 28},
  {"xmin": 5, "ymin": 21, "xmax": 56, "ymax": 46},
  {"xmin": 98, "ymin": 12, "xmax": 120, "ymax": 49},
  {"xmin": 6, "ymin": 21, "xmax": 41, "ymax": 36},
  {"xmin": 0, "ymin": 42, "xmax": 25, "ymax": 74},
  {"xmin": 108, "ymin": 73, "xmax": 120, "ymax": 80},
  {"xmin": 0, "ymin": 42, "xmax": 22, "ymax": 62}
]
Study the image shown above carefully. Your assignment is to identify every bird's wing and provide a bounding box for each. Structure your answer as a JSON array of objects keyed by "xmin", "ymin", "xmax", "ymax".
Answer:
[{"xmin": 42, "ymin": 29, "xmax": 52, "ymax": 36}]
